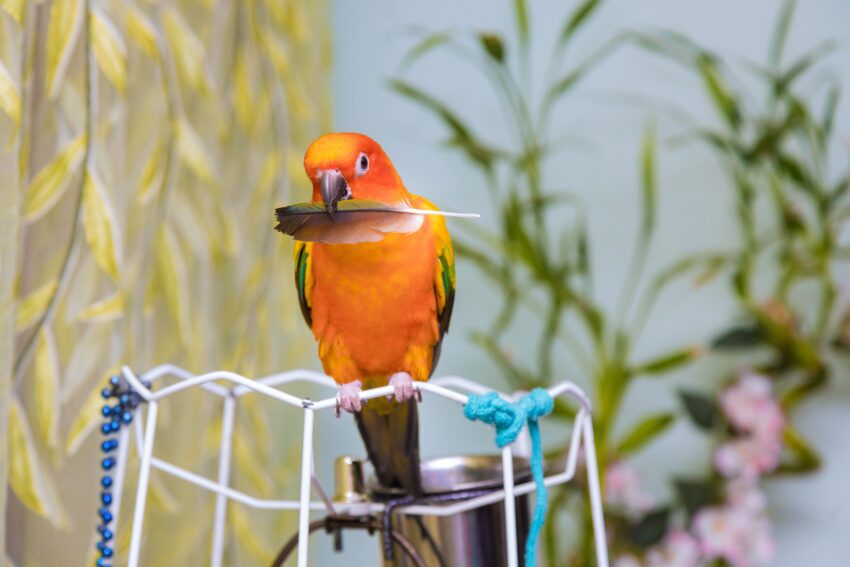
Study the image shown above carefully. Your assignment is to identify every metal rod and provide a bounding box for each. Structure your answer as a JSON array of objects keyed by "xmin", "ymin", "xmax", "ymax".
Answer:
[
  {"xmin": 110, "ymin": 425, "xmax": 131, "ymax": 538},
  {"xmin": 501, "ymin": 446, "xmax": 518, "ymax": 567},
  {"xmin": 149, "ymin": 457, "xmax": 325, "ymax": 511},
  {"xmin": 583, "ymin": 416, "xmax": 609, "ymax": 567},
  {"xmin": 296, "ymin": 408, "xmax": 315, "ymax": 567},
  {"xmin": 127, "ymin": 401, "xmax": 159, "ymax": 567},
  {"xmin": 210, "ymin": 395, "xmax": 236, "ymax": 567}
]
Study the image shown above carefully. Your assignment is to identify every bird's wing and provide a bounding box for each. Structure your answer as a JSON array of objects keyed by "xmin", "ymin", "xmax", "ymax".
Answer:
[
  {"xmin": 429, "ymin": 205, "xmax": 456, "ymax": 372},
  {"xmin": 293, "ymin": 240, "xmax": 313, "ymax": 327}
]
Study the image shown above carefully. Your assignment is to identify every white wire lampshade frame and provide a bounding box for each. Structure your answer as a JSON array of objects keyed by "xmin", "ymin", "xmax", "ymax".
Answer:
[{"xmin": 113, "ymin": 365, "xmax": 609, "ymax": 567}]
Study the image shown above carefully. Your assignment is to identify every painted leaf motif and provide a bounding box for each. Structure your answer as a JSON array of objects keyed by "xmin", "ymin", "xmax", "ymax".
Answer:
[
  {"xmin": 135, "ymin": 139, "xmax": 164, "ymax": 205},
  {"xmin": 16, "ymin": 279, "xmax": 58, "ymax": 331},
  {"xmin": 91, "ymin": 7, "xmax": 127, "ymax": 92},
  {"xmin": 125, "ymin": 5, "xmax": 158, "ymax": 59},
  {"xmin": 33, "ymin": 328, "xmax": 61, "ymax": 449},
  {"xmin": 230, "ymin": 505, "xmax": 273, "ymax": 563},
  {"xmin": 45, "ymin": 0, "xmax": 83, "ymax": 97},
  {"xmin": 156, "ymin": 228, "xmax": 190, "ymax": 344},
  {"xmin": 8, "ymin": 398, "xmax": 50, "ymax": 516},
  {"xmin": 0, "ymin": 56, "xmax": 21, "ymax": 124},
  {"xmin": 233, "ymin": 51, "xmax": 254, "ymax": 129},
  {"xmin": 77, "ymin": 291, "xmax": 124, "ymax": 322},
  {"xmin": 176, "ymin": 116, "xmax": 214, "ymax": 182},
  {"xmin": 65, "ymin": 367, "xmax": 119, "ymax": 455},
  {"xmin": 23, "ymin": 133, "xmax": 87, "ymax": 222},
  {"xmin": 82, "ymin": 168, "xmax": 122, "ymax": 281},
  {"xmin": 162, "ymin": 7, "xmax": 209, "ymax": 94},
  {"xmin": 61, "ymin": 323, "xmax": 112, "ymax": 402},
  {"xmin": 0, "ymin": 0, "xmax": 24, "ymax": 23}
]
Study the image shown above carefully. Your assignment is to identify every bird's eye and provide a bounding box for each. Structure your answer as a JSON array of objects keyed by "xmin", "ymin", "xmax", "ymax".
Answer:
[{"xmin": 355, "ymin": 152, "xmax": 369, "ymax": 176}]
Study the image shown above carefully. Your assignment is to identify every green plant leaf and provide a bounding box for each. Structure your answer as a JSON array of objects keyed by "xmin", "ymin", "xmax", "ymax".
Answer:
[
  {"xmin": 697, "ymin": 55, "xmax": 740, "ymax": 130},
  {"xmin": 779, "ymin": 423, "xmax": 821, "ymax": 473},
  {"xmin": 679, "ymin": 390, "xmax": 717, "ymax": 430},
  {"xmin": 629, "ymin": 507, "xmax": 670, "ymax": 548},
  {"xmin": 674, "ymin": 478, "xmax": 722, "ymax": 519},
  {"xmin": 556, "ymin": 0, "xmax": 600, "ymax": 51},
  {"xmin": 769, "ymin": 0, "xmax": 796, "ymax": 66},
  {"xmin": 389, "ymin": 79, "xmax": 501, "ymax": 171},
  {"xmin": 633, "ymin": 345, "xmax": 702, "ymax": 376},
  {"xmin": 640, "ymin": 121, "xmax": 657, "ymax": 237},
  {"xmin": 398, "ymin": 31, "xmax": 451, "ymax": 72},
  {"xmin": 513, "ymin": 0, "xmax": 530, "ymax": 49},
  {"xmin": 711, "ymin": 324, "xmax": 765, "ymax": 349},
  {"xmin": 479, "ymin": 33, "xmax": 505, "ymax": 64},
  {"xmin": 615, "ymin": 412, "xmax": 676, "ymax": 455}
]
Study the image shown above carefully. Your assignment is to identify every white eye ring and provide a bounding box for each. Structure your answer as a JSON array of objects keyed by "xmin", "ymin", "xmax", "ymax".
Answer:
[{"xmin": 355, "ymin": 152, "xmax": 369, "ymax": 176}]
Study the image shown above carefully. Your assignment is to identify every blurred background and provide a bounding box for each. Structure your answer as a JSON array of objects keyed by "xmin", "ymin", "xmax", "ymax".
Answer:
[{"xmin": 2, "ymin": 0, "xmax": 849, "ymax": 566}]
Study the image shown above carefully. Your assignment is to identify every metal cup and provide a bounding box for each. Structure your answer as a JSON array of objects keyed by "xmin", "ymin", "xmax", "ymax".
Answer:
[{"xmin": 374, "ymin": 455, "xmax": 532, "ymax": 567}]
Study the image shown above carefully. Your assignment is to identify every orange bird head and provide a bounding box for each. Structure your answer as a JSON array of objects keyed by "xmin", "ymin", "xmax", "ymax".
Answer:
[{"xmin": 303, "ymin": 132, "xmax": 408, "ymax": 215}]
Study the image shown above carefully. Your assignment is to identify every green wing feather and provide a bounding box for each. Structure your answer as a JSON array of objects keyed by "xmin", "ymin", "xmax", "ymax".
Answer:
[
  {"xmin": 431, "ymin": 216, "xmax": 455, "ymax": 372},
  {"xmin": 293, "ymin": 241, "xmax": 312, "ymax": 327}
]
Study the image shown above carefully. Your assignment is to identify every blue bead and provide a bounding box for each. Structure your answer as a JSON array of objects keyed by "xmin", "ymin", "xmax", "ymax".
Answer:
[
  {"xmin": 110, "ymin": 375, "xmax": 120, "ymax": 386},
  {"xmin": 119, "ymin": 393, "xmax": 130, "ymax": 406},
  {"xmin": 110, "ymin": 421, "xmax": 120, "ymax": 432},
  {"xmin": 101, "ymin": 476, "xmax": 113, "ymax": 488},
  {"xmin": 101, "ymin": 423, "xmax": 112, "ymax": 435},
  {"xmin": 102, "ymin": 457, "xmax": 115, "ymax": 470},
  {"xmin": 96, "ymin": 558, "xmax": 107, "ymax": 567},
  {"xmin": 121, "ymin": 412, "xmax": 133, "ymax": 424},
  {"xmin": 101, "ymin": 406, "xmax": 112, "ymax": 417},
  {"xmin": 98, "ymin": 507, "xmax": 113, "ymax": 522},
  {"xmin": 96, "ymin": 541, "xmax": 105, "ymax": 552},
  {"xmin": 101, "ymin": 547, "xmax": 113, "ymax": 558},
  {"xmin": 101, "ymin": 439, "xmax": 118, "ymax": 452},
  {"xmin": 102, "ymin": 528, "xmax": 113, "ymax": 541},
  {"xmin": 111, "ymin": 404, "xmax": 121, "ymax": 414},
  {"xmin": 101, "ymin": 492, "xmax": 113, "ymax": 505},
  {"xmin": 101, "ymin": 388, "xmax": 112, "ymax": 399}
]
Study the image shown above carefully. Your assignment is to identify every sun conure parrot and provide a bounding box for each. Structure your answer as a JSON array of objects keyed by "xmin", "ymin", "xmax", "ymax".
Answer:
[{"xmin": 274, "ymin": 132, "xmax": 456, "ymax": 495}]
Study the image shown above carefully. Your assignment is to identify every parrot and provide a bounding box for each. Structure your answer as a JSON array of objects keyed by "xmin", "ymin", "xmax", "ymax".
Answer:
[{"xmin": 275, "ymin": 132, "xmax": 456, "ymax": 496}]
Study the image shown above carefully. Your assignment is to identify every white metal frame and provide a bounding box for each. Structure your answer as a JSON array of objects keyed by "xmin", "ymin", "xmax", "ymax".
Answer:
[{"xmin": 116, "ymin": 364, "xmax": 609, "ymax": 567}]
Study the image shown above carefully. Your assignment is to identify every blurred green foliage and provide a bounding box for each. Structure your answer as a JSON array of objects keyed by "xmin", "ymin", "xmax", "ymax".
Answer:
[{"xmin": 393, "ymin": 0, "xmax": 848, "ymax": 564}]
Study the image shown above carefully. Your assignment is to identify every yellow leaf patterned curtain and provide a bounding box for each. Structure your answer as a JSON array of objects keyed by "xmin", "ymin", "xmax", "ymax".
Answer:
[{"xmin": 0, "ymin": 0, "xmax": 331, "ymax": 564}]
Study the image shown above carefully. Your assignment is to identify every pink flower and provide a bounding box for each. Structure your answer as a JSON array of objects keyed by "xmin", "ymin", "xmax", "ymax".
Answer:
[
  {"xmin": 693, "ymin": 499, "xmax": 776, "ymax": 566},
  {"xmin": 645, "ymin": 529, "xmax": 701, "ymax": 567},
  {"xmin": 613, "ymin": 555, "xmax": 643, "ymax": 567},
  {"xmin": 693, "ymin": 506, "xmax": 748, "ymax": 565},
  {"xmin": 714, "ymin": 437, "xmax": 782, "ymax": 479},
  {"xmin": 719, "ymin": 372, "xmax": 785, "ymax": 440},
  {"xmin": 726, "ymin": 478, "xmax": 767, "ymax": 513},
  {"xmin": 605, "ymin": 461, "xmax": 654, "ymax": 514}
]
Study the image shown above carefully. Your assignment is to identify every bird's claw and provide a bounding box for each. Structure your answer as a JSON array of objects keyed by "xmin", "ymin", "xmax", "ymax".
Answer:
[
  {"xmin": 389, "ymin": 372, "xmax": 417, "ymax": 403},
  {"xmin": 336, "ymin": 381, "xmax": 363, "ymax": 416}
]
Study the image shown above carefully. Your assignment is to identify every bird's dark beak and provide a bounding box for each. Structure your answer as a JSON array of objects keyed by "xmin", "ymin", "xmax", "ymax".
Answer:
[{"xmin": 319, "ymin": 169, "xmax": 351, "ymax": 218}]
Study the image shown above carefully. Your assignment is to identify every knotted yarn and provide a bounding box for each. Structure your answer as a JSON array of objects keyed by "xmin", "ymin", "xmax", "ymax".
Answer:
[{"xmin": 464, "ymin": 388, "xmax": 554, "ymax": 567}]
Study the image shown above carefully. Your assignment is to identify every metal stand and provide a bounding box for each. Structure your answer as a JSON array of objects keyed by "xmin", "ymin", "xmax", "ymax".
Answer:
[{"xmin": 117, "ymin": 365, "xmax": 609, "ymax": 567}]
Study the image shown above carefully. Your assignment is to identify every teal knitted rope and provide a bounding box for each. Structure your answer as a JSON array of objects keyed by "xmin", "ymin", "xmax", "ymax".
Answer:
[{"xmin": 464, "ymin": 388, "xmax": 554, "ymax": 567}]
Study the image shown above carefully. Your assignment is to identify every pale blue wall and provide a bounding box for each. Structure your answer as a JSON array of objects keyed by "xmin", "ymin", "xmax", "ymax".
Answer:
[{"xmin": 310, "ymin": 1, "xmax": 850, "ymax": 564}]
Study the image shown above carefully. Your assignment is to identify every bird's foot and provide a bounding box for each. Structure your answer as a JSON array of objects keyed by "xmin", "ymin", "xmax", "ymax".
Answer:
[
  {"xmin": 389, "ymin": 372, "xmax": 420, "ymax": 403},
  {"xmin": 335, "ymin": 380, "xmax": 363, "ymax": 416}
]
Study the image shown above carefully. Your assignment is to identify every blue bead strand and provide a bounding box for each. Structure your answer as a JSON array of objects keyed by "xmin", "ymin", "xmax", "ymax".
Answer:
[{"xmin": 93, "ymin": 373, "xmax": 148, "ymax": 566}]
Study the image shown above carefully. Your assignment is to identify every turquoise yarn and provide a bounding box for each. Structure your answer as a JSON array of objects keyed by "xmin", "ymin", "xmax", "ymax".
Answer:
[{"xmin": 464, "ymin": 388, "xmax": 554, "ymax": 567}]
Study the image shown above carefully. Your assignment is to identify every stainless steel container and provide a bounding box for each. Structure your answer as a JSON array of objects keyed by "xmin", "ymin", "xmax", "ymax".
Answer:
[{"xmin": 375, "ymin": 455, "xmax": 532, "ymax": 567}]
